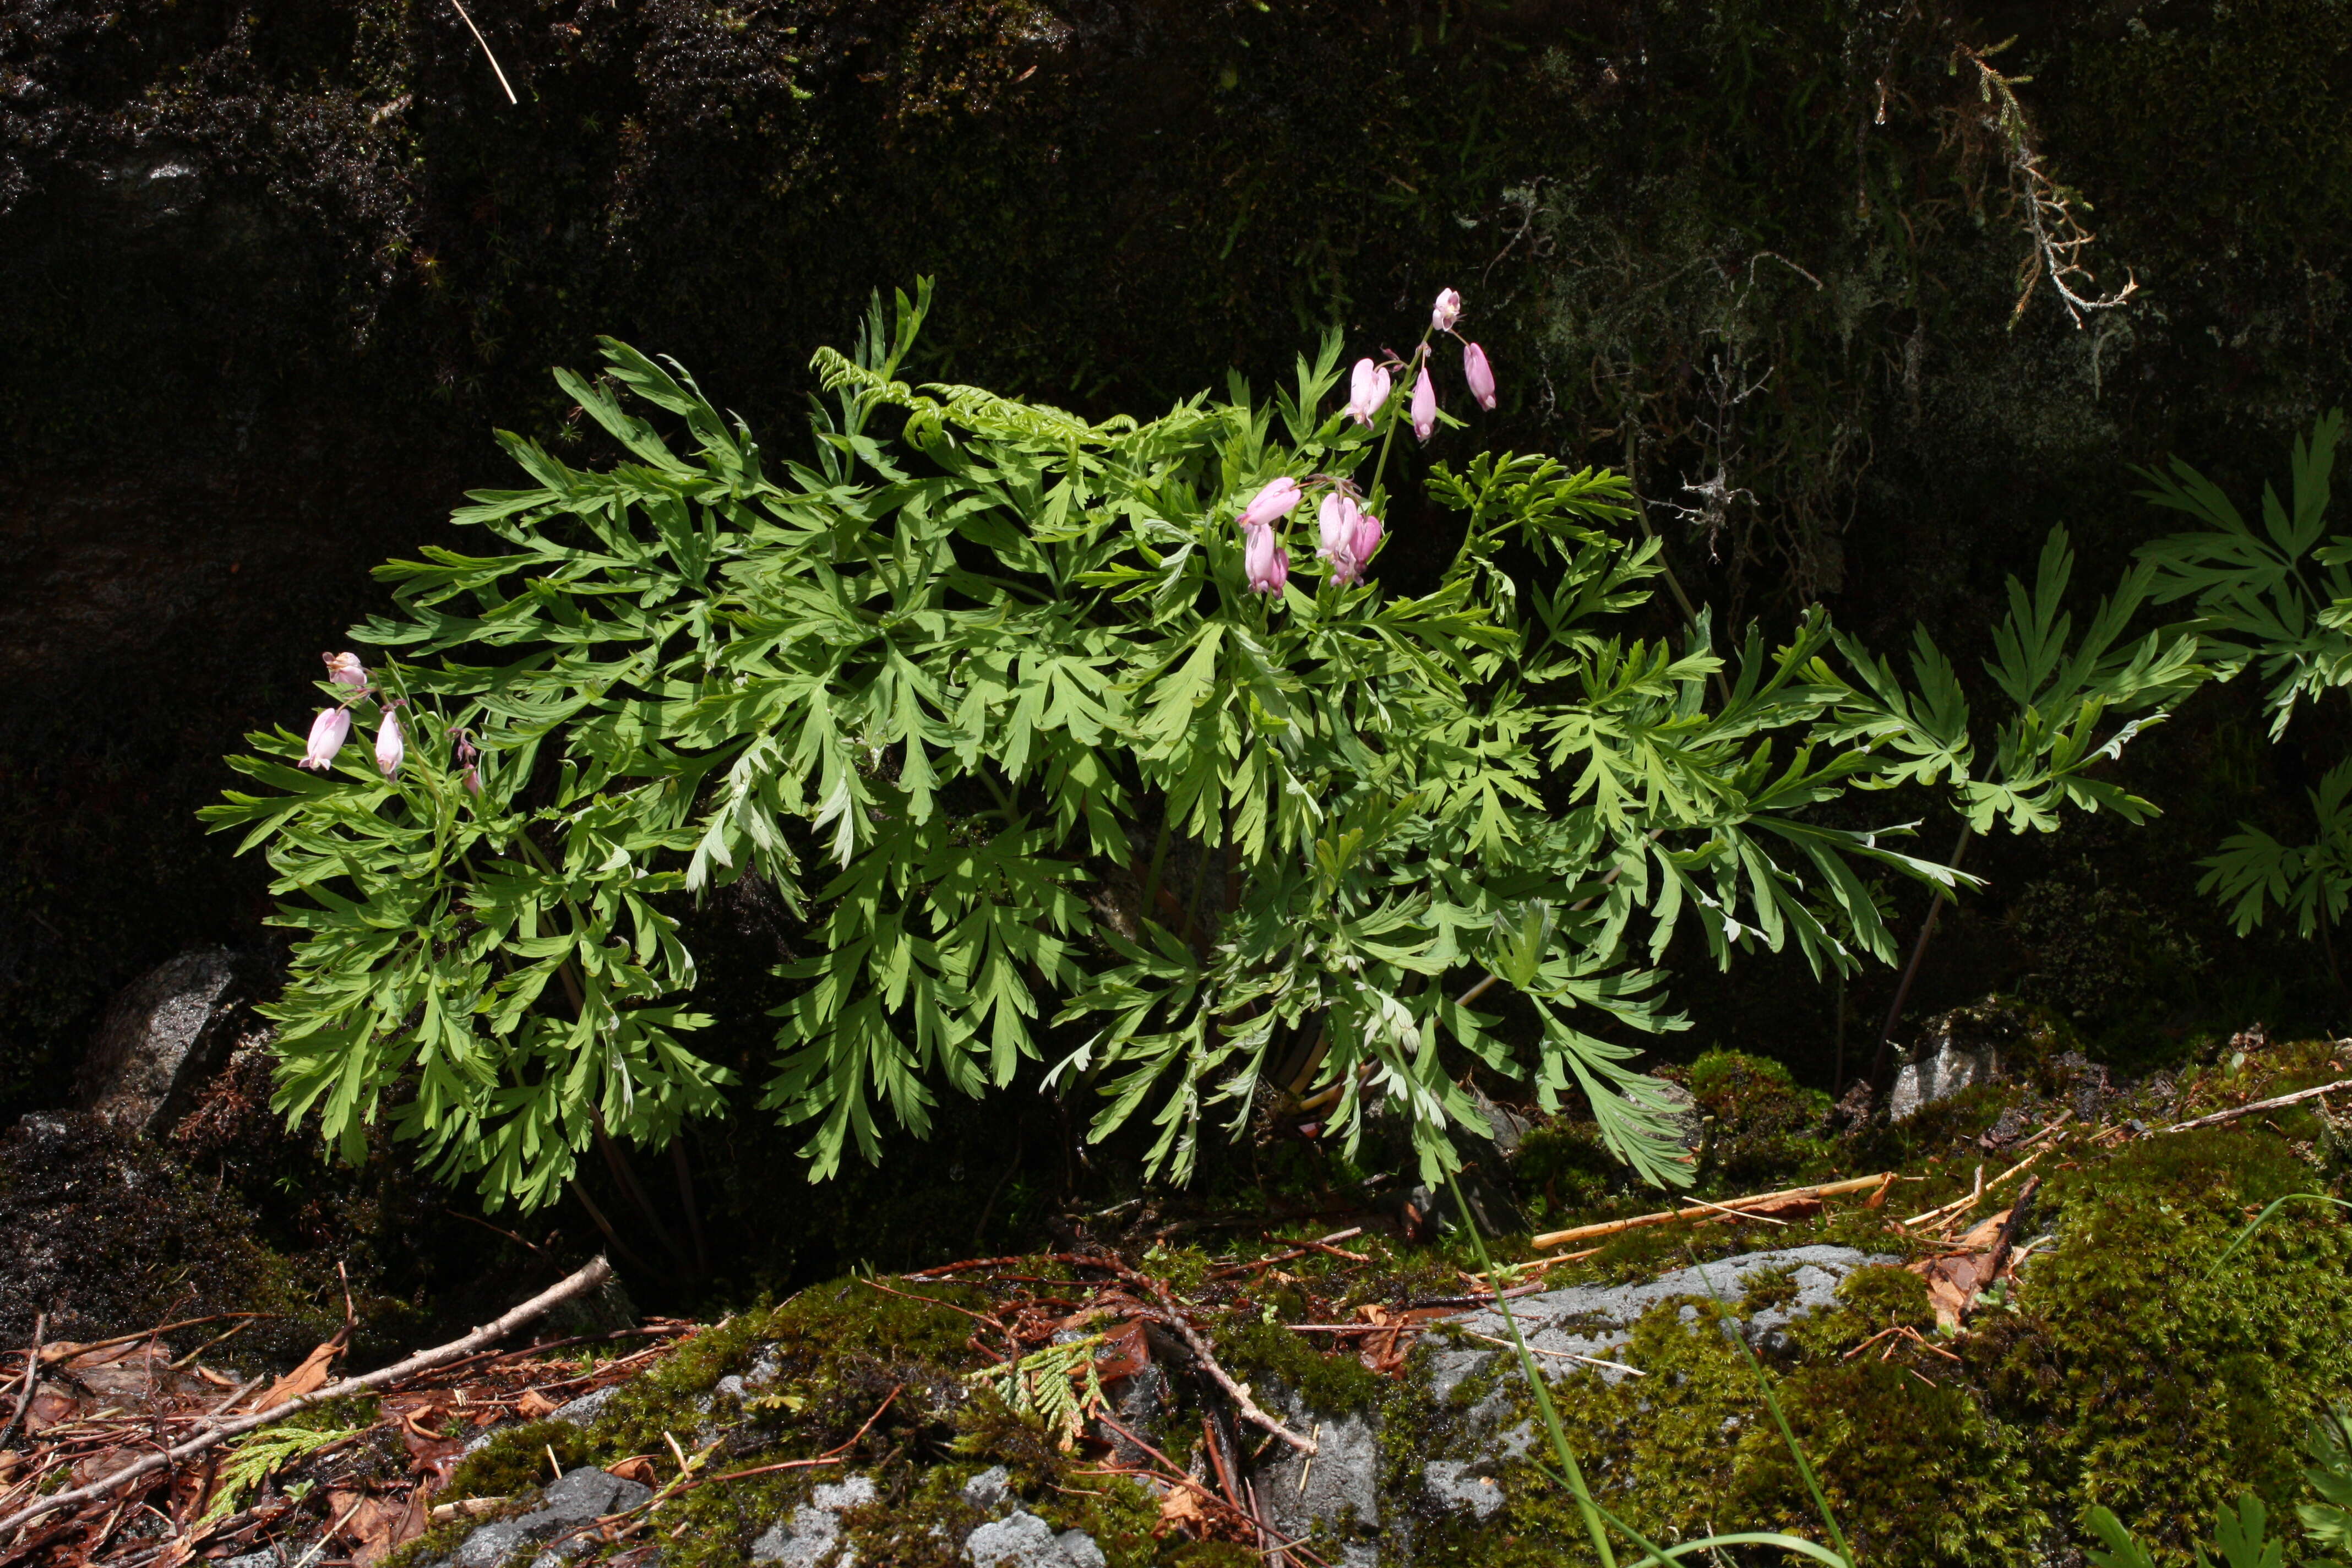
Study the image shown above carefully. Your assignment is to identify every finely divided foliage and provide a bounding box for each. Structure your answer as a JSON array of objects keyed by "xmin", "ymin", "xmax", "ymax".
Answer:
[{"xmin": 210, "ymin": 284, "xmax": 2189, "ymax": 1211}]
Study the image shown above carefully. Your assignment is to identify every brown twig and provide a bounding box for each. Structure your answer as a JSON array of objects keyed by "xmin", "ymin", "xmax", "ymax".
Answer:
[
  {"xmin": 1531, "ymin": 1173, "xmax": 1891, "ymax": 1250},
  {"xmin": 1133, "ymin": 1282, "xmax": 1315, "ymax": 1456},
  {"xmin": 0, "ymin": 1257, "xmax": 614, "ymax": 1544},
  {"xmin": 2164, "ymin": 1077, "xmax": 2352, "ymax": 1133},
  {"xmin": 0, "ymin": 1316, "xmax": 44, "ymax": 1453}
]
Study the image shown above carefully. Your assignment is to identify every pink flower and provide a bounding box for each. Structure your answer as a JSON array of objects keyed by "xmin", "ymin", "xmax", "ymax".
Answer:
[
  {"xmin": 374, "ymin": 705, "xmax": 405, "ymax": 777},
  {"xmin": 1346, "ymin": 505, "xmax": 1384, "ymax": 578},
  {"xmin": 1411, "ymin": 367, "xmax": 1439, "ymax": 443},
  {"xmin": 1240, "ymin": 477, "xmax": 1304, "ymax": 529},
  {"xmin": 322, "ymin": 651, "xmax": 369, "ymax": 691},
  {"xmin": 1346, "ymin": 358, "xmax": 1392, "ymax": 428},
  {"xmin": 454, "ymin": 732, "xmax": 482, "ymax": 797},
  {"xmin": 1317, "ymin": 494, "xmax": 1386, "ymax": 587},
  {"xmin": 1431, "ymin": 288, "xmax": 1463, "ymax": 333},
  {"xmin": 300, "ymin": 707, "xmax": 351, "ymax": 770},
  {"xmin": 1463, "ymin": 342, "xmax": 1496, "ymax": 411},
  {"xmin": 1242, "ymin": 522, "xmax": 1289, "ymax": 595}
]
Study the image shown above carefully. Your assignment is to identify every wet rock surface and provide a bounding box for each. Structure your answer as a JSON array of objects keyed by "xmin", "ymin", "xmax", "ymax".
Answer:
[
  {"xmin": 429, "ymin": 1467, "xmax": 653, "ymax": 1568},
  {"xmin": 73, "ymin": 948, "xmax": 249, "ymax": 1133}
]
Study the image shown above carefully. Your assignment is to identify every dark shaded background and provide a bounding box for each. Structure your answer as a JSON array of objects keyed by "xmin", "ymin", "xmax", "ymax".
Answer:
[{"xmin": 4, "ymin": 0, "xmax": 2349, "ymax": 1196}]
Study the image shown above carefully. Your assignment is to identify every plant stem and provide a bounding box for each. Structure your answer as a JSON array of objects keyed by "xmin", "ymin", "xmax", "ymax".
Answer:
[
  {"xmin": 670, "ymin": 1139, "xmax": 709, "ymax": 1276},
  {"xmin": 2322, "ymin": 903, "xmax": 2350, "ymax": 1018},
  {"xmin": 1364, "ymin": 339, "xmax": 1431, "ymax": 514},
  {"xmin": 1870, "ymin": 821, "xmax": 1975, "ymax": 1091},
  {"xmin": 1140, "ymin": 808, "xmax": 1174, "ymax": 928},
  {"xmin": 1442, "ymin": 1169, "xmax": 1618, "ymax": 1567},
  {"xmin": 595, "ymin": 1119, "xmax": 692, "ymax": 1273}
]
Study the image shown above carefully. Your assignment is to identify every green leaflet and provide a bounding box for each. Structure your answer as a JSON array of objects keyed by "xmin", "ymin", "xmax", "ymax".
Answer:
[{"xmin": 208, "ymin": 280, "xmax": 2045, "ymax": 1210}]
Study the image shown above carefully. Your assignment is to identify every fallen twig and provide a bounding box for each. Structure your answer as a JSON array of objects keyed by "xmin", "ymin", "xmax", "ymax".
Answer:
[
  {"xmin": 2165, "ymin": 1077, "xmax": 2352, "ymax": 1133},
  {"xmin": 0, "ymin": 1256, "xmax": 613, "ymax": 1545},
  {"xmin": 688, "ymin": 1384, "xmax": 903, "ymax": 1491},
  {"xmin": 1087, "ymin": 1413, "xmax": 1326, "ymax": 1559},
  {"xmin": 0, "ymin": 1316, "xmax": 43, "ymax": 1454},
  {"xmin": 1209, "ymin": 1229, "xmax": 1365, "ymax": 1280},
  {"xmin": 1531, "ymin": 1173, "xmax": 1890, "ymax": 1250},
  {"xmin": 1902, "ymin": 1149, "xmax": 2045, "ymax": 1229},
  {"xmin": 1134, "ymin": 1282, "xmax": 1315, "ymax": 1456},
  {"xmin": 37, "ymin": 1316, "xmax": 268, "ymax": 1368},
  {"xmin": 1679, "ymin": 1195, "xmax": 1790, "ymax": 1227},
  {"xmin": 1450, "ymin": 1327, "xmax": 1644, "ymax": 1376}
]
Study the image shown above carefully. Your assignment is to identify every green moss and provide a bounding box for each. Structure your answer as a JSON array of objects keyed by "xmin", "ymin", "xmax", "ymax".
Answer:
[
  {"xmin": 1213, "ymin": 1319, "xmax": 1386, "ymax": 1415},
  {"xmin": 381, "ymin": 1518, "xmax": 471, "ymax": 1568},
  {"xmin": 1687, "ymin": 1049, "xmax": 1833, "ymax": 1185},
  {"xmin": 441, "ymin": 1420, "xmax": 597, "ymax": 1501},
  {"xmin": 1509, "ymin": 1120, "xmax": 1624, "ymax": 1224},
  {"xmin": 1978, "ymin": 1129, "xmax": 2352, "ymax": 1556},
  {"xmin": 1028, "ymin": 1470, "xmax": 1167, "ymax": 1568}
]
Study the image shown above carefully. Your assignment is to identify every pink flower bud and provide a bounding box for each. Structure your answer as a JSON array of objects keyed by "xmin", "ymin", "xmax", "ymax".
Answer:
[
  {"xmin": 375, "ymin": 705, "xmax": 405, "ymax": 777},
  {"xmin": 1242, "ymin": 521, "xmax": 1289, "ymax": 595},
  {"xmin": 1431, "ymin": 288, "xmax": 1463, "ymax": 333},
  {"xmin": 1346, "ymin": 358, "xmax": 1392, "ymax": 428},
  {"xmin": 322, "ymin": 651, "xmax": 369, "ymax": 691},
  {"xmin": 1411, "ymin": 367, "xmax": 1438, "ymax": 443},
  {"xmin": 300, "ymin": 707, "xmax": 351, "ymax": 770},
  {"xmin": 1463, "ymin": 342, "xmax": 1496, "ymax": 410},
  {"xmin": 454, "ymin": 732, "xmax": 482, "ymax": 797},
  {"xmin": 1239, "ymin": 477, "xmax": 1304, "ymax": 529}
]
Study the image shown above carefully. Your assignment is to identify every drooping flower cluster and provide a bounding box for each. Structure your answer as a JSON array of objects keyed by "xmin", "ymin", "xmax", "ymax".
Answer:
[
  {"xmin": 293, "ymin": 650, "xmax": 433, "ymax": 782},
  {"xmin": 1238, "ymin": 477, "xmax": 1302, "ymax": 595},
  {"xmin": 1234, "ymin": 286, "xmax": 1493, "ymax": 597},
  {"xmin": 1316, "ymin": 492, "xmax": 1384, "ymax": 586}
]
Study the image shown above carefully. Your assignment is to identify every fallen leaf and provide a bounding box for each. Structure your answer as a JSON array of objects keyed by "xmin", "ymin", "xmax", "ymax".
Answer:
[
  {"xmin": 1093, "ymin": 1321, "xmax": 1151, "ymax": 1384},
  {"xmin": 607, "ymin": 1456, "xmax": 660, "ymax": 1487},
  {"xmin": 1154, "ymin": 1485, "xmax": 1207, "ymax": 1537},
  {"xmin": 514, "ymin": 1389, "xmax": 560, "ymax": 1420},
  {"xmin": 255, "ymin": 1329, "xmax": 349, "ymax": 1412},
  {"xmin": 333, "ymin": 1488, "xmax": 423, "ymax": 1568},
  {"xmin": 1921, "ymin": 1273, "xmax": 1972, "ymax": 1331},
  {"xmin": 1955, "ymin": 1208, "xmax": 2012, "ymax": 1251},
  {"xmin": 1739, "ymin": 1194, "xmax": 1825, "ymax": 1223}
]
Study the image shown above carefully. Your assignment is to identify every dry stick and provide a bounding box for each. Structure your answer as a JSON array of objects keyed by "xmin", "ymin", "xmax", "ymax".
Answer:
[
  {"xmin": 1900, "ymin": 1148, "xmax": 2047, "ymax": 1228},
  {"xmin": 1529, "ymin": 1172, "xmax": 1891, "ymax": 1250},
  {"xmin": 1451, "ymin": 1328, "xmax": 1645, "ymax": 1376},
  {"xmin": 1088, "ymin": 1414, "xmax": 1321, "ymax": 1553},
  {"xmin": 689, "ymin": 1385, "xmax": 904, "ymax": 1490},
  {"xmin": 0, "ymin": 1256, "xmax": 613, "ymax": 1544},
  {"xmin": 1679, "ymin": 1194, "xmax": 1791, "ymax": 1227},
  {"xmin": 37, "ymin": 1315, "xmax": 266, "ymax": 1368},
  {"xmin": 445, "ymin": 0, "xmax": 518, "ymax": 104},
  {"xmin": 0, "ymin": 1316, "xmax": 45, "ymax": 1453},
  {"xmin": 1138, "ymin": 1289, "xmax": 1315, "ymax": 1456},
  {"xmin": 2164, "ymin": 1076, "xmax": 2352, "ymax": 1133}
]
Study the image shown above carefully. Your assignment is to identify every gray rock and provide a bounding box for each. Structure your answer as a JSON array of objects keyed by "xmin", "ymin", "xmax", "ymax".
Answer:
[
  {"xmin": 1889, "ymin": 1006, "xmax": 2013, "ymax": 1121},
  {"xmin": 1258, "ymin": 1408, "xmax": 1382, "ymax": 1547},
  {"xmin": 450, "ymin": 1467, "xmax": 652, "ymax": 1568},
  {"xmin": 1435, "ymin": 1245, "xmax": 1888, "ymax": 1396},
  {"xmin": 74, "ymin": 948, "xmax": 248, "ymax": 1133},
  {"xmin": 217, "ymin": 1551, "xmax": 282, "ymax": 1568},
  {"xmin": 750, "ymin": 1474, "xmax": 878, "ymax": 1567},
  {"xmin": 1422, "ymin": 1458, "xmax": 1506, "ymax": 1520},
  {"xmin": 961, "ymin": 1465, "xmax": 1014, "ymax": 1511},
  {"xmin": 547, "ymin": 1384, "xmax": 622, "ymax": 1427},
  {"xmin": 964, "ymin": 1511, "xmax": 1102, "ymax": 1568}
]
